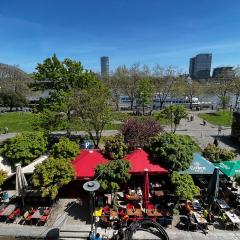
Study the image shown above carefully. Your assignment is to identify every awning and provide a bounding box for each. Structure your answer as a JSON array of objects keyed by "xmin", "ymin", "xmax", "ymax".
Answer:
[
  {"xmin": 72, "ymin": 150, "xmax": 108, "ymax": 180},
  {"xmin": 179, "ymin": 153, "xmax": 218, "ymax": 175},
  {"xmin": 214, "ymin": 160, "xmax": 240, "ymax": 177},
  {"xmin": 125, "ymin": 149, "xmax": 168, "ymax": 174}
]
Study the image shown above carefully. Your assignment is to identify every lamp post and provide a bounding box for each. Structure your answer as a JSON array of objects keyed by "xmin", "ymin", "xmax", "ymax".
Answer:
[{"xmin": 83, "ymin": 181, "xmax": 100, "ymax": 236}]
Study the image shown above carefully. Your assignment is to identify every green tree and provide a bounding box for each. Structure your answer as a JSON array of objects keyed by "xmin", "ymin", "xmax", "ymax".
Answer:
[
  {"xmin": 33, "ymin": 54, "xmax": 100, "ymax": 132},
  {"xmin": 0, "ymin": 132, "xmax": 47, "ymax": 166},
  {"xmin": 235, "ymin": 175, "xmax": 240, "ymax": 187},
  {"xmin": 136, "ymin": 78, "xmax": 153, "ymax": 115},
  {"xmin": 95, "ymin": 159, "xmax": 131, "ymax": 193},
  {"xmin": 73, "ymin": 84, "xmax": 112, "ymax": 148},
  {"xmin": 0, "ymin": 169, "xmax": 7, "ymax": 186},
  {"xmin": 158, "ymin": 105, "xmax": 187, "ymax": 132},
  {"xmin": 32, "ymin": 157, "xmax": 74, "ymax": 199},
  {"xmin": 202, "ymin": 144, "xmax": 236, "ymax": 162},
  {"xmin": 104, "ymin": 135, "xmax": 128, "ymax": 160},
  {"xmin": 50, "ymin": 137, "xmax": 80, "ymax": 160},
  {"xmin": 149, "ymin": 133, "xmax": 199, "ymax": 171},
  {"xmin": 171, "ymin": 171, "xmax": 200, "ymax": 200}
]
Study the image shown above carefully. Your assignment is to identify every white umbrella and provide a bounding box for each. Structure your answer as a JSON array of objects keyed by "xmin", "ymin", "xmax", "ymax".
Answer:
[{"xmin": 15, "ymin": 163, "xmax": 28, "ymax": 208}]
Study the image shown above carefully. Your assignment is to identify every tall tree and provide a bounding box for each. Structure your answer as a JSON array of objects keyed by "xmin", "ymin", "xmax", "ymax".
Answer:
[
  {"xmin": 73, "ymin": 84, "xmax": 112, "ymax": 148},
  {"xmin": 104, "ymin": 66, "xmax": 127, "ymax": 111},
  {"xmin": 152, "ymin": 65, "xmax": 179, "ymax": 110},
  {"xmin": 231, "ymin": 70, "xmax": 240, "ymax": 109},
  {"xmin": 158, "ymin": 105, "xmax": 187, "ymax": 133},
  {"xmin": 0, "ymin": 63, "xmax": 31, "ymax": 109},
  {"xmin": 210, "ymin": 70, "xmax": 234, "ymax": 109},
  {"xmin": 136, "ymin": 78, "xmax": 154, "ymax": 115}
]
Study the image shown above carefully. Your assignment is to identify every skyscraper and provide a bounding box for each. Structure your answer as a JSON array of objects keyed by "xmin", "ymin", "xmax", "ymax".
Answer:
[
  {"xmin": 189, "ymin": 54, "xmax": 212, "ymax": 80},
  {"xmin": 100, "ymin": 56, "xmax": 109, "ymax": 77}
]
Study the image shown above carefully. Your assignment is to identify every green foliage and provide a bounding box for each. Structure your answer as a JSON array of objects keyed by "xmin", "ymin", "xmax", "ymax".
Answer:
[
  {"xmin": 50, "ymin": 137, "xmax": 79, "ymax": 160},
  {"xmin": 32, "ymin": 157, "xmax": 74, "ymax": 199},
  {"xmin": 0, "ymin": 132, "xmax": 47, "ymax": 166},
  {"xmin": 149, "ymin": 132, "xmax": 198, "ymax": 171},
  {"xmin": 202, "ymin": 144, "xmax": 236, "ymax": 162},
  {"xmin": 158, "ymin": 105, "xmax": 187, "ymax": 132},
  {"xmin": 136, "ymin": 78, "xmax": 153, "ymax": 111},
  {"xmin": 199, "ymin": 111, "xmax": 233, "ymax": 127},
  {"xmin": 104, "ymin": 135, "xmax": 128, "ymax": 160},
  {"xmin": 95, "ymin": 159, "xmax": 131, "ymax": 193},
  {"xmin": 171, "ymin": 171, "xmax": 200, "ymax": 200},
  {"xmin": 235, "ymin": 175, "xmax": 240, "ymax": 187},
  {"xmin": 73, "ymin": 84, "xmax": 112, "ymax": 148},
  {"xmin": 0, "ymin": 169, "xmax": 7, "ymax": 186}
]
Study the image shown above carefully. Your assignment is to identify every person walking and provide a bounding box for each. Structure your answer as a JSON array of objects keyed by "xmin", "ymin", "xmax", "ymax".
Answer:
[
  {"xmin": 213, "ymin": 138, "xmax": 219, "ymax": 147},
  {"xmin": 218, "ymin": 126, "xmax": 222, "ymax": 135}
]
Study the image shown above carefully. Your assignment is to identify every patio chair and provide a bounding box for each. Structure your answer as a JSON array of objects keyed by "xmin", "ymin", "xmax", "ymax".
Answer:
[
  {"xmin": 165, "ymin": 216, "xmax": 173, "ymax": 228},
  {"xmin": 22, "ymin": 211, "xmax": 32, "ymax": 225},
  {"xmin": 6, "ymin": 208, "xmax": 21, "ymax": 223},
  {"xmin": 38, "ymin": 215, "xmax": 48, "ymax": 226}
]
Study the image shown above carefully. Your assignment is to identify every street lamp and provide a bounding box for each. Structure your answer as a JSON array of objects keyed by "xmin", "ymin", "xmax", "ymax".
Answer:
[{"xmin": 83, "ymin": 181, "xmax": 100, "ymax": 236}]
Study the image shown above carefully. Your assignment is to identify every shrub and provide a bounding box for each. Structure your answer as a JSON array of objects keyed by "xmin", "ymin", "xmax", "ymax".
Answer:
[
  {"xmin": 0, "ymin": 169, "xmax": 7, "ymax": 186},
  {"xmin": 0, "ymin": 132, "xmax": 47, "ymax": 166},
  {"xmin": 121, "ymin": 118, "xmax": 163, "ymax": 149},
  {"xmin": 32, "ymin": 157, "xmax": 75, "ymax": 199},
  {"xmin": 171, "ymin": 171, "xmax": 200, "ymax": 200},
  {"xmin": 104, "ymin": 135, "xmax": 128, "ymax": 160},
  {"xmin": 50, "ymin": 137, "xmax": 79, "ymax": 160},
  {"xmin": 149, "ymin": 132, "xmax": 199, "ymax": 171},
  {"xmin": 202, "ymin": 144, "xmax": 236, "ymax": 162}
]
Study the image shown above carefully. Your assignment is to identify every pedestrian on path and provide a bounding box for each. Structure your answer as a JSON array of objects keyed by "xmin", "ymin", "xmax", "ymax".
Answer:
[
  {"xmin": 4, "ymin": 127, "xmax": 8, "ymax": 134},
  {"xmin": 203, "ymin": 120, "xmax": 206, "ymax": 126},
  {"xmin": 213, "ymin": 138, "xmax": 219, "ymax": 147},
  {"xmin": 218, "ymin": 126, "xmax": 222, "ymax": 135}
]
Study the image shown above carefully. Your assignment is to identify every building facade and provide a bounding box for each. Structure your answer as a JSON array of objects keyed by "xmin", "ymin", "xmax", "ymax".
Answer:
[
  {"xmin": 100, "ymin": 56, "xmax": 109, "ymax": 77},
  {"xmin": 189, "ymin": 54, "xmax": 212, "ymax": 80},
  {"xmin": 212, "ymin": 67, "xmax": 235, "ymax": 79}
]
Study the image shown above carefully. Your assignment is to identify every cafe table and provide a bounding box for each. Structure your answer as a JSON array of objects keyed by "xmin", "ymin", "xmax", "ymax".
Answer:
[
  {"xmin": 0, "ymin": 204, "xmax": 17, "ymax": 216},
  {"xmin": 217, "ymin": 199, "xmax": 230, "ymax": 210},
  {"xmin": 225, "ymin": 210, "xmax": 240, "ymax": 229},
  {"xmin": 127, "ymin": 209, "xmax": 143, "ymax": 217},
  {"xmin": 146, "ymin": 209, "xmax": 161, "ymax": 217},
  {"xmin": 193, "ymin": 211, "xmax": 208, "ymax": 224}
]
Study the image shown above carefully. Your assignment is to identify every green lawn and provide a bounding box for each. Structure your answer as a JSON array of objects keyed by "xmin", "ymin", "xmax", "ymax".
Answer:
[
  {"xmin": 198, "ymin": 111, "xmax": 233, "ymax": 127},
  {"xmin": 0, "ymin": 111, "xmax": 168, "ymax": 133},
  {"xmin": 0, "ymin": 112, "xmax": 36, "ymax": 132}
]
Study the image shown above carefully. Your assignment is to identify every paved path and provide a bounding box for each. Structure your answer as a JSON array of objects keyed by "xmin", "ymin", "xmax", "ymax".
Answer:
[{"xmin": 164, "ymin": 111, "xmax": 240, "ymax": 157}]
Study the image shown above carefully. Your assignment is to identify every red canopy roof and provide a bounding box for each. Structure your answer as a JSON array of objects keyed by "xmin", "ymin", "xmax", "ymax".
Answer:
[
  {"xmin": 72, "ymin": 150, "xmax": 108, "ymax": 179},
  {"xmin": 125, "ymin": 149, "xmax": 168, "ymax": 174}
]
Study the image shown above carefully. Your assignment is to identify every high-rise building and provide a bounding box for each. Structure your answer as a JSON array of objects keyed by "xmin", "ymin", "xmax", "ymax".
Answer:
[
  {"xmin": 100, "ymin": 56, "xmax": 109, "ymax": 77},
  {"xmin": 189, "ymin": 54, "xmax": 212, "ymax": 80},
  {"xmin": 212, "ymin": 67, "xmax": 235, "ymax": 79}
]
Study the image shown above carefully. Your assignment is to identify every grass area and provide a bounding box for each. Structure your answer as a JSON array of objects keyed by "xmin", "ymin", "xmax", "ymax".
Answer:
[
  {"xmin": 0, "ymin": 112, "xmax": 36, "ymax": 132},
  {"xmin": 198, "ymin": 110, "xmax": 233, "ymax": 127},
  {"xmin": 0, "ymin": 111, "xmax": 169, "ymax": 133}
]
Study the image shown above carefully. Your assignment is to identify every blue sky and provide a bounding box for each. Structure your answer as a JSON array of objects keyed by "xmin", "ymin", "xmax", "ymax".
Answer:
[{"xmin": 0, "ymin": 0, "xmax": 240, "ymax": 73}]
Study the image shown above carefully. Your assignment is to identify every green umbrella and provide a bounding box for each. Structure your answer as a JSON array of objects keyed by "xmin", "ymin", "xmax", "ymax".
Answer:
[{"xmin": 214, "ymin": 160, "xmax": 240, "ymax": 177}]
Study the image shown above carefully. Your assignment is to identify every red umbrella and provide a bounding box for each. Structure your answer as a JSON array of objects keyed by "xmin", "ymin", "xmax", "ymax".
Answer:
[{"xmin": 143, "ymin": 168, "xmax": 149, "ymax": 210}]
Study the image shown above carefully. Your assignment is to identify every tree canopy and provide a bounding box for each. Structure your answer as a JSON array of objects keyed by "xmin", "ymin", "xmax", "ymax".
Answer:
[
  {"xmin": 95, "ymin": 159, "xmax": 131, "ymax": 193},
  {"xmin": 121, "ymin": 118, "xmax": 163, "ymax": 149},
  {"xmin": 0, "ymin": 132, "xmax": 47, "ymax": 166},
  {"xmin": 0, "ymin": 169, "xmax": 7, "ymax": 186},
  {"xmin": 171, "ymin": 171, "xmax": 200, "ymax": 200},
  {"xmin": 158, "ymin": 105, "xmax": 187, "ymax": 133},
  {"xmin": 202, "ymin": 144, "xmax": 236, "ymax": 162},
  {"xmin": 104, "ymin": 135, "xmax": 128, "ymax": 160},
  {"xmin": 149, "ymin": 133, "xmax": 199, "ymax": 171},
  {"xmin": 50, "ymin": 137, "xmax": 80, "ymax": 160},
  {"xmin": 32, "ymin": 157, "xmax": 74, "ymax": 199}
]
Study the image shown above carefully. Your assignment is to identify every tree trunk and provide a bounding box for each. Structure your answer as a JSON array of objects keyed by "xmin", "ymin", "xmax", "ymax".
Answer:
[
  {"xmin": 235, "ymin": 94, "xmax": 239, "ymax": 109},
  {"xmin": 130, "ymin": 99, "xmax": 134, "ymax": 110},
  {"xmin": 159, "ymin": 101, "xmax": 164, "ymax": 110}
]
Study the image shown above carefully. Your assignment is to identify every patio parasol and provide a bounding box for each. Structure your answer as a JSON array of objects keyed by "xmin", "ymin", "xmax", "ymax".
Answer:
[
  {"xmin": 15, "ymin": 163, "xmax": 28, "ymax": 208},
  {"xmin": 207, "ymin": 167, "xmax": 220, "ymax": 210},
  {"xmin": 143, "ymin": 168, "xmax": 149, "ymax": 210}
]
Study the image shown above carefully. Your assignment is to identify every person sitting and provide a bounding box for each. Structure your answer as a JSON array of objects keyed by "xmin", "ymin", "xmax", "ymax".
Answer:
[
  {"xmin": 136, "ymin": 187, "xmax": 142, "ymax": 197},
  {"xmin": 90, "ymin": 233, "xmax": 102, "ymax": 240}
]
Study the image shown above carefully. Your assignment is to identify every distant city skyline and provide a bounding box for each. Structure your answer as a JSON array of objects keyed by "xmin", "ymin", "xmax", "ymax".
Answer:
[{"xmin": 0, "ymin": 0, "xmax": 240, "ymax": 73}]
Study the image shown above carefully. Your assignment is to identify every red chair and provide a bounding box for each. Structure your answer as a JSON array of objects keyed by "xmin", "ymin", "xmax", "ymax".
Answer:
[
  {"xmin": 127, "ymin": 203, "xmax": 133, "ymax": 209},
  {"xmin": 148, "ymin": 204, "xmax": 155, "ymax": 210},
  {"xmin": 38, "ymin": 215, "xmax": 48, "ymax": 226}
]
